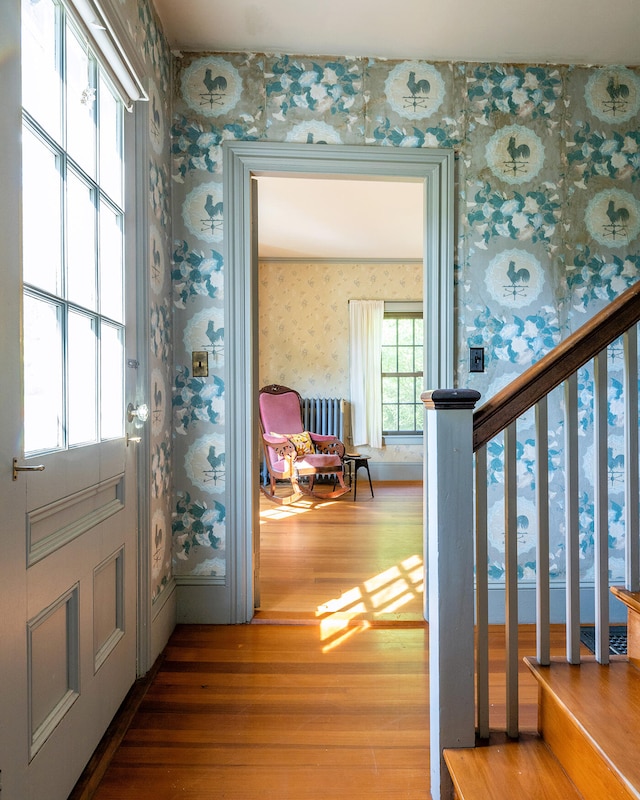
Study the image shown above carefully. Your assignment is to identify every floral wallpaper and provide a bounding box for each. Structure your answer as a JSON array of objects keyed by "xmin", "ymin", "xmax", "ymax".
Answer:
[
  {"xmin": 168, "ymin": 50, "xmax": 639, "ymax": 591},
  {"xmin": 116, "ymin": 0, "xmax": 174, "ymax": 602},
  {"xmin": 258, "ymin": 259, "xmax": 422, "ymax": 463}
]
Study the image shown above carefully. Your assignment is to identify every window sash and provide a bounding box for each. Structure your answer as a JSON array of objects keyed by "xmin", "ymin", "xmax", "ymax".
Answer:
[{"xmin": 382, "ymin": 312, "xmax": 424, "ymax": 436}]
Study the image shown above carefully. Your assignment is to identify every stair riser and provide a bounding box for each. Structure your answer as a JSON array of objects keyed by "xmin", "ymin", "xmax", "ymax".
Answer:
[
  {"xmin": 629, "ymin": 608, "xmax": 640, "ymax": 670},
  {"xmin": 539, "ymin": 689, "xmax": 636, "ymax": 800}
]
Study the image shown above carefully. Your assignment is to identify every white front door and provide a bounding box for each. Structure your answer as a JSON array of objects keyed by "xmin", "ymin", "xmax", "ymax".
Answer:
[{"xmin": 0, "ymin": 1, "xmax": 140, "ymax": 796}]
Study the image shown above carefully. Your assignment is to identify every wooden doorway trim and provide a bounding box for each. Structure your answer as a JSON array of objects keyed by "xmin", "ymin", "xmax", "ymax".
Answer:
[{"xmin": 223, "ymin": 141, "xmax": 455, "ymax": 623}]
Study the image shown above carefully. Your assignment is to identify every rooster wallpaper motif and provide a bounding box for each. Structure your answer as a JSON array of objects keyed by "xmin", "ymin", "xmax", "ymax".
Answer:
[
  {"xmin": 119, "ymin": 0, "xmax": 640, "ymax": 607},
  {"xmin": 485, "ymin": 124, "xmax": 545, "ymax": 184},
  {"xmin": 182, "ymin": 56, "xmax": 243, "ymax": 117},
  {"xmin": 166, "ymin": 52, "xmax": 640, "ymax": 598}
]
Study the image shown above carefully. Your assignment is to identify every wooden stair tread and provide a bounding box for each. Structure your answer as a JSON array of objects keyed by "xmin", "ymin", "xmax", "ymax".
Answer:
[
  {"xmin": 526, "ymin": 657, "xmax": 640, "ymax": 799},
  {"xmin": 612, "ymin": 586, "xmax": 640, "ymax": 616},
  {"xmin": 444, "ymin": 733, "xmax": 581, "ymax": 800}
]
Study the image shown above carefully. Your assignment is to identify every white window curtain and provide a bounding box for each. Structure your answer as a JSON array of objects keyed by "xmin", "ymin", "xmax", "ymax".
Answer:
[{"xmin": 349, "ymin": 300, "xmax": 384, "ymax": 449}]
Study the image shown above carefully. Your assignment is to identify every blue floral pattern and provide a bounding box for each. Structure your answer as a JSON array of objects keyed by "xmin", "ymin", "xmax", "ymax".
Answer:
[
  {"xmin": 166, "ymin": 43, "xmax": 640, "ymax": 591},
  {"xmin": 174, "ymin": 366, "xmax": 225, "ymax": 434},
  {"xmin": 567, "ymin": 124, "xmax": 640, "ymax": 184},
  {"xmin": 567, "ymin": 249, "xmax": 640, "ymax": 311},
  {"xmin": 466, "ymin": 183, "xmax": 562, "ymax": 245},
  {"xmin": 266, "ymin": 55, "xmax": 362, "ymax": 116},
  {"xmin": 172, "ymin": 241, "xmax": 224, "ymax": 307},
  {"xmin": 174, "ymin": 492, "xmax": 225, "ymax": 563},
  {"xmin": 466, "ymin": 65, "xmax": 563, "ymax": 120}
]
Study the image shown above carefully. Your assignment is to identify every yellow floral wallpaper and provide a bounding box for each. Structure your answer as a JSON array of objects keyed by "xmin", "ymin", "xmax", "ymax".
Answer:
[{"xmin": 258, "ymin": 259, "xmax": 423, "ymax": 466}]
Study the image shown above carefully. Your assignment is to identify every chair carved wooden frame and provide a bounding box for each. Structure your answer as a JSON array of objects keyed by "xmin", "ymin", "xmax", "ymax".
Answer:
[{"xmin": 258, "ymin": 384, "xmax": 350, "ymax": 505}]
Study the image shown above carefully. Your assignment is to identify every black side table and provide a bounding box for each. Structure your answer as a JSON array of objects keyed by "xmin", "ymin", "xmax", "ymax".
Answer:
[{"xmin": 344, "ymin": 454, "xmax": 374, "ymax": 501}]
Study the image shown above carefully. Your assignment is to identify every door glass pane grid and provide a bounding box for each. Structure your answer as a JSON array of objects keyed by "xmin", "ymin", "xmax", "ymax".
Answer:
[
  {"xmin": 22, "ymin": 125, "xmax": 63, "ymax": 295},
  {"xmin": 66, "ymin": 168, "xmax": 97, "ymax": 310},
  {"xmin": 21, "ymin": 0, "xmax": 62, "ymax": 141},
  {"xmin": 21, "ymin": 1, "xmax": 125, "ymax": 456},
  {"xmin": 67, "ymin": 310, "xmax": 98, "ymax": 446},
  {"xmin": 65, "ymin": 19, "xmax": 97, "ymax": 178},
  {"xmin": 99, "ymin": 76, "xmax": 123, "ymax": 206},
  {"xmin": 23, "ymin": 293, "xmax": 64, "ymax": 454},
  {"xmin": 382, "ymin": 314, "xmax": 424, "ymax": 435}
]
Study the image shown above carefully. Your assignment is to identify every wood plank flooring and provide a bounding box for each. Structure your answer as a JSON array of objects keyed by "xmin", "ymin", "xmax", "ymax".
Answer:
[
  {"xmin": 255, "ymin": 481, "xmax": 424, "ymax": 623},
  {"xmin": 81, "ymin": 483, "xmax": 577, "ymax": 799},
  {"xmin": 92, "ymin": 623, "xmax": 431, "ymax": 799}
]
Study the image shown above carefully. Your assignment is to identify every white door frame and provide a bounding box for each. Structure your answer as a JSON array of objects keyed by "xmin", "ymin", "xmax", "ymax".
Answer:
[{"xmin": 223, "ymin": 141, "xmax": 455, "ymax": 624}]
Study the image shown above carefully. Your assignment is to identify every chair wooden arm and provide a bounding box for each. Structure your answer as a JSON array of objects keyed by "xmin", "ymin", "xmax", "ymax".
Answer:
[
  {"xmin": 310, "ymin": 435, "xmax": 346, "ymax": 460},
  {"xmin": 262, "ymin": 433, "xmax": 296, "ymax": 460}
]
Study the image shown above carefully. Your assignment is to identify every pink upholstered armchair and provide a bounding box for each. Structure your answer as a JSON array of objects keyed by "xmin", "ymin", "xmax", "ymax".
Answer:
[{"xmin": 258, "ymin": 384, "xmax": 350, "ymax": 505}]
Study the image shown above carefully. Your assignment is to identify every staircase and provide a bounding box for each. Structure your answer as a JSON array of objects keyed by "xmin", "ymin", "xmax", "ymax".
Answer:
[{"xmin": 444, "ymin": 589, "xmax": 640, "ymax": 799}]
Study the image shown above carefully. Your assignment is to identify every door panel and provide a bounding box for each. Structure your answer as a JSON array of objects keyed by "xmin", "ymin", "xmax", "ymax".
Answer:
[{"xmin": 0, "ymin": 1, "xmax": 140, "ymax": 796}]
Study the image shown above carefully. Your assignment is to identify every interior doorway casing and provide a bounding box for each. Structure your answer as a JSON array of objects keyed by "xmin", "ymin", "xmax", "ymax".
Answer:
[{"xmin": 223, "ymin": 141, "xmax": 454, "ymax": 624}]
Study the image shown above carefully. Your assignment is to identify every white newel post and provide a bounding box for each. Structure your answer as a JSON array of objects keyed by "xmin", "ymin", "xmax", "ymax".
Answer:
[{"xmin": 422, "ymin": 389, "xmax": 481, "ymax": 800}]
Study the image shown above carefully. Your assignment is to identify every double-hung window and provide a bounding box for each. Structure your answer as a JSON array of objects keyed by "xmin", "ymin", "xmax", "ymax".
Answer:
[
  {"xmin": 381, "ymin": 303, "xmax": 424, "ymax": 438},
  {"xmin": 21, "ymin": 0, "xmax": 125, "ymax": 454}
]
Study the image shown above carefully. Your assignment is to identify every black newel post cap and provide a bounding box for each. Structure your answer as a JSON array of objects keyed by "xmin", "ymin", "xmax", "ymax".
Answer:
[{"xmin": 421, "ymin": 389, "xmax": 482, "ymax": 410}]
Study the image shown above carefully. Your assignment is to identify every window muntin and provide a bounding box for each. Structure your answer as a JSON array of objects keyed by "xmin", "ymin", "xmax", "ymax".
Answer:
[
  {"xmin": 381, "ymin": 313, "xmax": 424, "ymax": 435},
  {"xmin": 21, "ymin": 0, "xmax": 125, "ymax": 455}
]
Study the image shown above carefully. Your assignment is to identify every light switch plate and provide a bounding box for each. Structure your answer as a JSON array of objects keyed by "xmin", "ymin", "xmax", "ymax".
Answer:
[
  {"xmin": 469, "ymin": 347, "xmax": 485, "ymax": 373},
  {"xmin": 192, "ymin": 350, "xmax": 209, "ymax": 377}
]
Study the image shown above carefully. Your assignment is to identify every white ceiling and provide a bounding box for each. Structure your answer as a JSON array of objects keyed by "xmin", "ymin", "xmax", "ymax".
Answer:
[
  {"xmin": 152, "ymin": 0, "xmax": 640, "ymax": 259},
  {"xmin": 257, "ymin": 177, "xmax": 424, "ymax": 260},
  {"xmin": 152, "ymin": 0, "xmax": 640, "ymax": 66}
]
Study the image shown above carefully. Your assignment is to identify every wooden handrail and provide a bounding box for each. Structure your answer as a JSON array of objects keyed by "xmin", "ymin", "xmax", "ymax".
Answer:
[{"xmin": 473, "ymin": 280, "xmax": 640, "ymax": 451}]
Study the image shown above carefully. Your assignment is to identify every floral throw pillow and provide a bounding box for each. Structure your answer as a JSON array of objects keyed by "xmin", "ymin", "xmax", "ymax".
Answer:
[{"xmin": 271, "ymin": 431, "xmax": 315, "ymax": 457}]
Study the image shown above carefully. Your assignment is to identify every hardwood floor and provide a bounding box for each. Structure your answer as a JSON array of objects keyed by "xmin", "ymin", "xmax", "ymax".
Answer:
[
  {"xmin": 80, "ymin": 483, "xmax": 576, "ymax": 799},
  {"xmin": 91, "ymin": 623, "xmax": 431, "ymax": 799},
  {"xmin": 255, "ymin": 481, "xmax": 425, "ymax": 623}
]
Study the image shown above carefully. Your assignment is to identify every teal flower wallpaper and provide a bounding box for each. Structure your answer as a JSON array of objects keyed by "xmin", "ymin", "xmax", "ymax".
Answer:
[{"xmin": 155, "ymin": 40, "xmax": 639, "ymax": 593}]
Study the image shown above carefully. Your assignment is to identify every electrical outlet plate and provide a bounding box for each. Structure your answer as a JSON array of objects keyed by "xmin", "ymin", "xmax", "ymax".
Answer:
[{"xmin": 192, "ymin": 350, "xmax": 209, "ymax": 377}]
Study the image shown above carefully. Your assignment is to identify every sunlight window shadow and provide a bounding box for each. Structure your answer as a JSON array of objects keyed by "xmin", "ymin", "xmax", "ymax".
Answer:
[{"xmin": 318, "ymin": 554, "xmax": 424, "ymax": 652}]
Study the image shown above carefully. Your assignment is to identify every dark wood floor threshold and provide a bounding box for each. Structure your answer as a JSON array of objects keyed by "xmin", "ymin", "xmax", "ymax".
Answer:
[{"xmin": 67, "ymin": 652, "xmax": 165, "ymax": 800}]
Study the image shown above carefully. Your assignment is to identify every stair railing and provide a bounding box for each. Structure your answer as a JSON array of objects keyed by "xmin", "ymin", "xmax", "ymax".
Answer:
[{"xmin": 423, "ymin": 280, "xmax": 640, "ymax": 800}]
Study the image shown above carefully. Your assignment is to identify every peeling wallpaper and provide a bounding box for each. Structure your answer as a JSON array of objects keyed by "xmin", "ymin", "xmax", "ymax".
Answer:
[{"xmin": 161, "ymin": 50, "xmax": 640, "ymax": 587}]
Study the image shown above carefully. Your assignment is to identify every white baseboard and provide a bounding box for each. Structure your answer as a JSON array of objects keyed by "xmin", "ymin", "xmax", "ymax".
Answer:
[
  {"xmin": 486, "ymin": 582, "xmax": 628, "ymax": 625},
  {"xmin": 368, "ymin": 461, "xmax": 423, "ymax": 482},
  {"xmin": 176, "ymin": 576, "xmax": 231, "ymax": 624},
  {"xmin": 151, "ymin": 579, "xmax": 177, "ymax": 662}
]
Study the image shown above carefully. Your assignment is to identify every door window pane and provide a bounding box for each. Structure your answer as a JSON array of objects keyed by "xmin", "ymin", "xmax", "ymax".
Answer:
[
  {"xmin": 101, "ymin": 323, "xmax": 124, "ymax": 439},
  {"xmin": 21, "ymin": 0, "xmax": 61, "ymax": 140},
  {"xmin": 24, "ymin": 295, "xmax": 63, "ymax": 453},
  {"xmin": 22, "ymin": 126, "xmax": 62, "ymax": 294},
  {"xmin": 99, "ymin": 202, "xmax": 124, "ymax": 322},
  {"xmin": 67, "ymin": 311, "xmax": 97, "ymax": 446},
  {"xmin": 67, "ymin": 171, "xmax": 97, "ymax": 310},
  {"xmin": 99, "ymin": 77, "xmax": 123, "ymax": 206},
  {"xmin": 66, "ymin": 22, "xmax": 96, "ymax": 177}
]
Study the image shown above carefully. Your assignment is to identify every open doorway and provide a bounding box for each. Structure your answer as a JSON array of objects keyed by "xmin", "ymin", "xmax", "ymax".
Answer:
[
  {"xmin": 255, "ymin": 175, "xmax": 425, "ymax": 623},
  {"xmin": 223, "ymin": 140, "xmax": 455, "ymax": 624}
]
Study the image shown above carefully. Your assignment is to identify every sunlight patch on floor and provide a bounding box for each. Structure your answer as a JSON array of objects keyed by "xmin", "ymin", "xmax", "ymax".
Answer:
[
  {"xmin": 318, "ymin": 554, "xmax": 424, "ymax": 652},
  {"xmin": 259, "ymin": 497, "xmax": 339, "ymax": 521}
]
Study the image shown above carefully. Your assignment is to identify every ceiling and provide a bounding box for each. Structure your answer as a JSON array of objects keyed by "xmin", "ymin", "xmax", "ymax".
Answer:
[
  {"xmin": 257, "ymin": 177, "xmax": 424, "ymax": 260},
  {"xmin": 152, "ymin": 0, "xmax": 640, "ymax": 260},
  {"xmin": 152, "ymin": 0, "xmax": 640, "ymax": 66}
]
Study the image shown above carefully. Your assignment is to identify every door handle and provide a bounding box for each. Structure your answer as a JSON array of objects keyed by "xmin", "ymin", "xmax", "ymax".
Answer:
[{"xmin": 13, "ymin": 458, "xmax": 45, "ymax": 481}]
